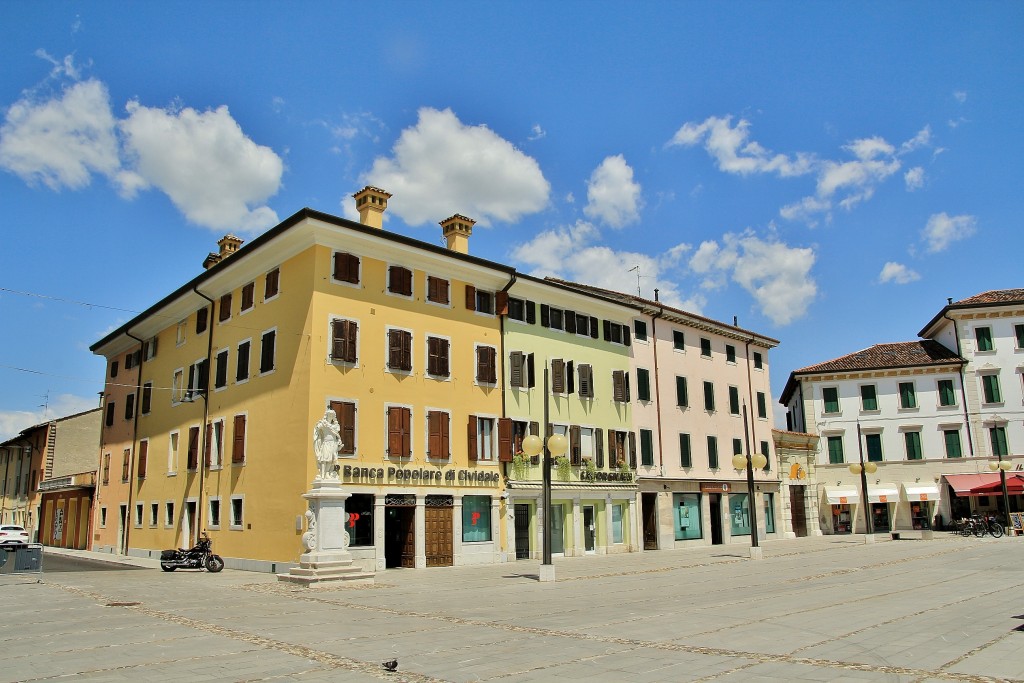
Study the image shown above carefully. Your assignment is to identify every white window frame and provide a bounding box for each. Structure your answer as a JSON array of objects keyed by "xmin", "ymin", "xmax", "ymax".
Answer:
[
  {"xmin": 149, "ymin": 502, "xmax": 158, "ymax": 527},
  {"xmin": 258, "ymin": 327, "xmax": 278, "ymax": 377},
  {"xmin": 474, "ymin": 289, "xmax": 497, "ymax": 317},
  {"xmin": 475, "ymin": 414, "xmax": 499, "ymax": 463},
  {"xmin": 384, "ymin": 326, "xmax": 414, "ymax": 376},
  {"xmin": 423, "ymin": 333, "xmax": 452, "ymax": 381},
  {"xmin": 385, "ymin": 263, "xmax": 415, "ymax": 300},
  {"xmin": 171, "ymin": 368, "xmax": 185, "ymax": 405},
  {"xmin": 168, "ymin": 430, "xmax": 179, "ymax": 475},
  {"xmin": 209, "ymin": 417, "xmax": 225, "ymax": 470},
  {"xmin": 207, "ymin": 496, "xmax": 222, "ymax": 530},
  {"xmin": 327, "ymin": 315, "xmax": 361, "ymax": 368},
  {"xmin": 229, "ymin": 495, "xmax": 245, "ymax": 530},
  {"xmin": 164, "ymin": 501, "xmax": 175, "ymax": 528},
  {"xmin": 978, "ymin": 371, "xmax": 1004, "ymax": 406},
  {"xmin": 330, "ymin": 251, "xmax": 362, "ymax": 289},
  {"xmin": 424, "ymin": 273, "xmax": 452, "ymax": 309},
  {"xmin": 384, "ymin": 403, "xmax": 414, "ymax": 460},
  {"xmin": 474, "ymin": 343, "xmax": 498, "ymax": 388},
  {"xmin": 579, "ymin": 426, "xmax": 595, "ymax": 460},
  {"xmin": 236, "ymin": 338, "xmax": 252, "ymax": 385},
  {"xmin": 633, "ymin": 318, "xmax": 650, "ymax": 344},
  {"xmin": 506, "ymin": 296, "xmax": 528, "ymax": 324},
  {"xmin": 133, "ymin": 502, "xmax": 144, "ymax": 528},
  {"xmin": 176, "ymin": 321, "xmax": 186, "ymax": 346}
]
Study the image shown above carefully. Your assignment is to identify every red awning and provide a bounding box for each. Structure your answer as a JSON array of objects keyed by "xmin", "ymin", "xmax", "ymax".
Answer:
[
  {"xmin": 944, "ymin": 473, "xmax": 1003, "ymax": 496},
  {"xmin": 969, "ymin": 474, "xmax": 1024, "ymax": 495}
]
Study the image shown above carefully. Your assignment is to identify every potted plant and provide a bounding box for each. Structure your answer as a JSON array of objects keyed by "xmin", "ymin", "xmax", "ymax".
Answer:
[
  {"xmin": 580, "ymin": 458, "xmax": 597, "ymax": 482},
  {"xmin": 512, "ymin": 452, "xmax": 531, "ymax": 479},
  {"xmin": 554, "ymin": 455, "xmax": 572, "ymax": 481}
]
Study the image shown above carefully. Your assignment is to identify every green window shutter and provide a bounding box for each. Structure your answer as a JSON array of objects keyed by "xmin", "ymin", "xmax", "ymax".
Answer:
[
  {"xmin": 703, "ymin": 381, "xmax": 715, "ymax": 411},
  {"xmin": 1016, "ymin": 324, "xmax": 1024, "ymax": 349},
  {"xmin": 760, "ymin": 441, "xmax": 771, "ymax": 471},
  {"xmin": 728, "ymin": 386, "xmax": 740, "ymax": 415},
  {"xmin": 823, "ymin": 387, "xmax": 839, "ymax": 413},
  {"xmin": 944, "ymin": 430, "xmax": 962, "ymax": 458},
  {"xmin": 675, "ymin": 376, "xmax": 688, "ymax": 407},
  {"xmin": 904, "ymin": 432, "xmax": 922, "ymax": 460},
  {"xmin": 898, "ymin": 382, "xmax": 916, "ymax": 409},
  {"xmin": 865, "ymin": 434, "xmax": 883, "ymax": 462},
  {"xmin": 975, "ymin": 326, "xmax": 993, "ymax": 351},
  {"xmin": 990, "ymin": 427, "xmax": 1008, "ymax": 457},
  {"xmin": 938, "ymin": 379, "xmax": 956, "ymax": 407},
  {"xmin": 756, "ymin": 392, "xmax": 767, "ymax": 419},
  {"xmin": 860, "ymin": 385, "xmax": 877, "ymax": 411},
  {"xmin": 637, "ymin": 368, "xmax": 651, "ymax": 402},
  {"xmin": 679, "ymin": 433, "xmax": 691, "ymax": 468},
  {"xmin": 982, "ymin": 375, "xmax": 1002, "ymax": 403},
  {"xmin": 707, "ymin": 436, "xmax": 718, "ymax": 469},
  {"xmin": 827, "ymin": 436, "xmax": 844, "ymax": 464},
  {"xmin": 640, "ymin": 429, "xmax": 654, "ymax": 466}
]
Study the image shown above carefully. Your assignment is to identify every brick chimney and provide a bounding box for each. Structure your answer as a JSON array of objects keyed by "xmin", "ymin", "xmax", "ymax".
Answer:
[
  {"xmin": 203, "ymin": 234, "xmax": 244, "ymax": 269},
  {"xmin": 353, "ymin": 186, "xmax": 391, "ymax": 229},
  {"xmin": 440, "ymin": 214, "xmax": 475, "ymax": 254}
]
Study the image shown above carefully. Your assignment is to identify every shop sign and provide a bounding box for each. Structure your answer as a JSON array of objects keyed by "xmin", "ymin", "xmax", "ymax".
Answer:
[
  {"xmin": 839, "ymin": 496, "xmax": 848, "ymax": 504},
  {"xmin": 700, "ymin": 482, "xmax": 731, "ymax": 493},
  {"xmin": 878, "ymin": 495, "xmax": 888, "ymax": 503},
  {"xmin": 341, "ymin": 465, "xmax": 499, "ymax": 486},
  {"xmin": 595, "ymin": 471, "xmax": 633, "ymax": 482}
]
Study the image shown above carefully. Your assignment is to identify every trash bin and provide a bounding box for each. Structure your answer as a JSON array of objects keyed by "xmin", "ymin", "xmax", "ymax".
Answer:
[{"xmin": 891, "ymin": 532, "xmax": 901, "ymax": 541}]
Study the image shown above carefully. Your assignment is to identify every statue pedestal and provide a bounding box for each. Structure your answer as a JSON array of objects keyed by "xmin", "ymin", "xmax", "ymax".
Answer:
[{"xmin": 277, "ymin": 479, "xmax": 374, "ymax": 587}]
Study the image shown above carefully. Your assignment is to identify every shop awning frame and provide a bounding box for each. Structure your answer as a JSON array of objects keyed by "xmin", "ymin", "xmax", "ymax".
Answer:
[
  {"xmin": 867, "ymin": 482, "xmax": 899, "ymax": 504},
  {"xmin": 824, "ymin": 486, "xmax": 860, "ymax": 504},
  {"xmin": 901, "ymin": 483, "xmax": 941, "ymax": 502}
]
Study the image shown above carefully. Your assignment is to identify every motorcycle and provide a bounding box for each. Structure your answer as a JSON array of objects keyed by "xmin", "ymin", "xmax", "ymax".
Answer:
[{"xmin": 160, "ymin": 532, "xmax": 225, "ymax": 572}]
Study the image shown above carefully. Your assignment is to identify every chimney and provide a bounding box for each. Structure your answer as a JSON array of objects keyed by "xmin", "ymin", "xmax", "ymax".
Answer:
[
  {"xmin": 353, "ymin": 186, "xmax": 391, "ymax": 229},
  {"xmin": 947, "ymin": 297, "xmax": 953, "ymax": 305},
  {"xmin": 440, "ymin": 214, "xmax": 475, "ymax": 254},
  {"xmin": 203, "ymin": 234, "xmax": 244, "ymax": 269}
]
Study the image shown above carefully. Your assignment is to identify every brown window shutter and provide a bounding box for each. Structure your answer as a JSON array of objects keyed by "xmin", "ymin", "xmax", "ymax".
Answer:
[
  {"xmin": 428, "ymin": 411, "xmax": 441, "ymax": 458},
  {"xmin": 388, "ymin": 266, "xmax": 397, "ymax": 293},
  {"xmin": 565, "ymin": 310, "xmax": 577, "ymax": 334},
  {"xmin": 388, "ymin": 330, "xmax": 401, "ymax": 369},
  {"xmin": 439, "ymin": 411, "xmax": 449, "ymax": 459},
  {"xmin": 566, "ymin": 360, "xmax": 575, "ymax": 394},
  {"xmin": 330, "ymin": 401, "xmax": 355, "ymax": 454},
  {"xmin": 400, "ymin": 408, "xmax": 411, "ymax": 457},
  {"xmin": 387, "ymin": 407, "xmax": 402, "ymax": 456},
  {"xmin": 527, "ymin": 352, "xmax": 536, "ymax": 388},
  {"xmin": 476, "ymin": 347, "xmax": 486, "ymax": 383},
  {"xmin": 401, "ymin": 267, "xmax": 412, "ymax": 295},
  {"xmin": 595, "ymin": 428, "xmax": 604, "ymax": 468},
  {"xmin": 345, "ymin": 321, "xmax": 358, "ymax": 362},
  {"xmin": 579, "ymin": 364, "xmax": 591, "ymax": 398},
  {"xmin": 552, "ymin": 359, "xmax": 565, "ymax": 393},
  {"xmin": 232, "ymin": 415, "xmax": 246, "ymax": 463},
  {"xmin": 427, "ymin": 337, "xmax": 438, "ymax": 375},
  {"xmin": 509, "ymin": 351, "xmax": 523, "ymax": 387},
  {"xmin": 333, "ymin": 252, "xmax": 343, "ymax": 280},
  {"xmin": 465, "ymin": 284, "xmax": 476, "ymax": 311},
  {"xmin": 219, "ymin": 293, "xmax": 232, "ymax": 321},
  {"xmin": 613, "ymin": 370, "xmax": 625, "ymax": 402},
  {"xmin": 188, "ymin": 427, "xmax": 199, "ymax": 469},
  {"xmin": 331, "ymin": 320, "xmax": 344, "ymax": 360},
  {"xmin": 486, "ymin": 348, "xmax": 496, "ymax": 383},
  {"xmin": 608, "ymin": 429, "xmax": 617, "ymax": 465},
  {"xmin": 546, "ymin": 422, "xmax": 554, "ymax": 438},
  {"xmin": 401, "ymin": 331, "xmax": 412, "ymax": 370},
  {"xmin": 467, "ymin": 415, "xmax": 478, "ymax": 461},
  {"xmin": 526, "ymin": 301, "xmax": 536, "ymax": 324},
  {"xmin": 498, "ymin": 418, "xmax": 513, "ymax": 462},
  {"xmin": 589, "ymin": 316, "xmax": 598, "ymax": 339},
  {"xmin": 570, "ymin": 425, "xmax": 581, "ymax": 465},
  {"xmin": 138, "ymin": 441, "xmax": 148, "ymax": 479},
  {"xmin": 529, "ymin": 421, "xmax": 539, "ymax": 436},
  {"xmin": 628, "ymin": 431, "xmax": 637, "ymax": 469},
  {"xmin": 540, "ymin": 304, "xmax": 550, "ymax": 327},
  {"xmin": 496, "ymin": 290, "xmax": 509, "ymax": 315},
  {"xmin": 205, "ymin": 423, "xmax": 213, "ymax": 466},
  {"xmin": 440, "ymin": 339, "xmax": 450, "ymax": 377}
]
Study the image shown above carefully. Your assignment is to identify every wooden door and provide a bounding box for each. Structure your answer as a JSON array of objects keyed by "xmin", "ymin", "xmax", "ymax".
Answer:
[
  {"xmin": 642, "ymin": 493, "xmax": 658, "ymax": 550},
  {"xmin": 425, "ymin": 506, "xmax": 453, "ymax": 567},
  {"xmin": 790, "ymin": 485, "xmax": 807, "ymax": 537},
  {"xmin": 514, "ymin": 504, "xmax": 531, "ymax": 559}
]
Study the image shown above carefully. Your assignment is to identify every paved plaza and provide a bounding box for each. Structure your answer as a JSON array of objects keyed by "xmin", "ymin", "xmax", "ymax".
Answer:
[{"xmin": 1, "ymin": 534, "xmax": 1023, "ymax": 682}]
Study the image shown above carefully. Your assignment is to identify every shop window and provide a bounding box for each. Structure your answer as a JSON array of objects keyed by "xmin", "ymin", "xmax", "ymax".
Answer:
[
  {"xmin": 730, "ymin": 493, "xmax": 752, "ymax": 536},
  {"xmin": 462, "ymin": 496, "xmax": 492, "ymax": 542},
  {"xmin": 612, "ymin": 504, "xmax": 624, "ymax": 544},
  {"xmin": 673, "ymin": 493, "xmax": 702, "ymax": 540},
  {"xmin": 347, "ymin": 494, "xmax": 374, "ymax": 546}
]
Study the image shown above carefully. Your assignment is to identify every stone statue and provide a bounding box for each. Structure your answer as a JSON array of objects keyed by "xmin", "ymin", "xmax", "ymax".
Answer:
[
  {"xmin": 313, "ymin": 408, "xmax": 342, "ymax": 481},
  {"xmin": 302, "ymin": 507, "xmax": 316, "ymax": 551}
]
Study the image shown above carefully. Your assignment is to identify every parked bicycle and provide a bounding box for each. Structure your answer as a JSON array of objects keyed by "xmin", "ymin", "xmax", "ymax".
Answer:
[{"xmin": 971, "ymin": 514, "xmax": 1004, "ymax": 538}]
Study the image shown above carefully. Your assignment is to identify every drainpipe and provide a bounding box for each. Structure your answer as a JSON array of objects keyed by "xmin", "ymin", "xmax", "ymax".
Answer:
[
  {"xmin": 943, "ymin": 308, "xmax": 975, "ymax": 457},
  {"xmin": 649, "ymin": 293, "xmax": 665, "ymax": 471},
  {"xmin": 192, "ymin": 286, "xmax": 217, "ymax": 546},
  {"xmin": 123, "ymin": 329, "xmax": 147, "ymax": 555},
  {"xmin": 498, "ymin": 272, "xmax": 517, "ymax": 419}
]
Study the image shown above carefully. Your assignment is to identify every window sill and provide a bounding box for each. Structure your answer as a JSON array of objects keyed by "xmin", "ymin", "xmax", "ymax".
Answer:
[
  {"xmin": 935, "ymin": 403, "xmax": 959, "ymax": 410},
  {"xmin": 328, "ymin": 358, "xmax": 359, "ymax": 368},
  {"xmin": 896, "ymin": 407, "xmax": 920, "ymax": 413},
  {"xmin": 263, "ymin": 294, "xmax": 280, "ymax": 304},
  {"xmin": 981, "ymin": 401, "xmax": 1005, "ymax": 408},
  {"xmin": 330, "ymin": 279, "xmax": 362, "ymax": 289}
]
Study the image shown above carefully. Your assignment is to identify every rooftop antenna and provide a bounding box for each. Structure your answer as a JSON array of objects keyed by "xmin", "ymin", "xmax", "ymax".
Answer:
[
  {"xmin": 628, "ymin": 265, "xmax": 641, "ymax": 297},
  {"xmin": 39, "ymin": 390, "xmax": 50, "ymax": 418}
]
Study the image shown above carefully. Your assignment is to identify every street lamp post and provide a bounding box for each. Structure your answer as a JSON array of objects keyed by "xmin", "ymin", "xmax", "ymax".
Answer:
[
  {"xmin": 987, "ymin": 455, "xmax": 1013, "ymax": 528},
  {"xmin": 848, "ymin": 422, "xmax": 877, "ymax": 544},
  {"xmin": 520, "ymin": 368, "xmax": 567, "ymax": 582},
  {"xmin": 732, "ymin": 403, "xmax": 767, "ymax": 559}
]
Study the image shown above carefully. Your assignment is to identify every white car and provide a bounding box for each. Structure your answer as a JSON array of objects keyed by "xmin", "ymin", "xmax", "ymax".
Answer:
[{"xmin": 0, "ymin": 525, "xmax": 29, "ymax": 545}]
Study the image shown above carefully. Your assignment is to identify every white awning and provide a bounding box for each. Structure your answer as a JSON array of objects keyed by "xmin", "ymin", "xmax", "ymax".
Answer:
[
  {"xmin": 824, "ymin": 486, "xmax": 859, "ymax": 505},
  {"xmin": 868, "ymin": 482, "xmax": 899, "ymax": 504},
  {"xmin": 902, "ymin": 483, "xmax": 941, "ymax": 501}
]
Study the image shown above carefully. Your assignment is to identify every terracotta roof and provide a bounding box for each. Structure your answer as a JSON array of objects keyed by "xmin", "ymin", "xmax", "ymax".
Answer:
[
  {"xmin": 794, "ymin": 340, "xmax": 962, "ymax": 373},
  {"xmin": 780, "ymin": 340, "xmax": 964, "ymax": 405},
  {"xmin": 954, "ymin": 288, "xmax": 1024, "ymax": 306},
  {"xmin": 918, "ymin": 288, "xmax": 1024, "ymax": 336}
]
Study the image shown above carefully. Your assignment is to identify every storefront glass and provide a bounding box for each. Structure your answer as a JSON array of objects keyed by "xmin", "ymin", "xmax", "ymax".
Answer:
[
  {"xmin": 347, "ymin": 493, "xmax": 374, "ymax": 546},
  {"xmin": 612, "ymin": 503, "xmax": 624, "ymax": 544},
  {"xmin": 871, "ymin": 503, "xmax": 890, "ymax": 531},
  {"xmin": 729, "ymin": 493, "xmax": 751, "ymax": 536},
  {"xmin": 763, "ymin": 493, "xmax": 775, "ymax": 533},
  {"xmin": 550, "ymin": 504, "xmax": 565, "ymax": 554},
  {"xmin": 673, "ymin": 493, "xmax": 702, "ymax": 540},
  {"xmin": 909, "ymin": 501, "xmax": 931, "ymax": 530},
  {"xmin": 832, "ymin": 504, "xmax": 852, "ymax": 533},
  {"xmin": 462, "ymin": 496, "xmax": 491, "ymax": 542}
]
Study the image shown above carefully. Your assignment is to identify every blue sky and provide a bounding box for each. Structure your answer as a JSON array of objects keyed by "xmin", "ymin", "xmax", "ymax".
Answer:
[{"xmin": 1, "ymin": 2, "xmax": 1021, "ymax": 439}]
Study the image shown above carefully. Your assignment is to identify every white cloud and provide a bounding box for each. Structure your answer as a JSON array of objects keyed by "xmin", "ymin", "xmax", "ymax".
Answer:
[
  {"xmin": 118, "ymin": 101, "xmax": 283, "ymax": 231},
  {"xmin": 899, "ymin": 126, "xmax": 931, "ymax": 154},
  {"xmin": 904, "ymin": 167, "xmax": 925, "ymax": 191},
  {"xmin": 688, "ymin": 231, "xmax": 817, "ymax": 326},
  {"xmin": 779, "ymin": 196, "xmax": 831, "ymax": 226},
  {"xmin": 666, "ymin": 115, "xmax": 814, "ymax": 177},
  {"xmin": 954, "ymin": 91, "xmax": 967, "ymax": 103},
  {"xmin": 365, "ymin": 107, "xmax": 549, "ymax": 227},
  {"xmin": 583, "ymin": 154, "xmax": 642, "ymax": 228},
  {"xmin": 0, "ymin": 393, "xmax": 98, "ymax": 441},
  {"xmin": 847, "ymin": 136, "xmax": 894, "ymax": 160},
  {"xmin": 511, "ymin": 221, "xmax": 700, "ymax": 311},
  {"xmin": 921, "ymin": 212, "xmax": 977, "ymax": 253},
  {"xmin": 0, "ymin": 78, "xmax": 120, "ymax": 190},
  {"xmin": 878, "ymin": 262, "xmax": 920, "ymax": 284},
  {"xmin": 528, "ymin": 124, "xmax": 546, "ymax": 141}
]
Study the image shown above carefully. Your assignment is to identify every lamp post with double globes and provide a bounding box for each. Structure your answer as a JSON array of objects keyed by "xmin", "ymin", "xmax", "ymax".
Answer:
[
  {"xmin": 732, "ymin": 403, "xmax": 768, "ymax": 559},
  {"xmin": 848, "ymin": 422, "xmax": 878, "ymax": 543},
  {"xmin": 987, "ymin": 455, "xmax": 1013, "ymax": 528},
  {"xmin": 520, "ymin": 367, "xmax": 568, "ymax": 582}
]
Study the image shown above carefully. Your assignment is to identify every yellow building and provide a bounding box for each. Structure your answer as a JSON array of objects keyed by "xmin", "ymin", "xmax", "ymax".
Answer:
[{"xmin": 91, "ymin": 188, "xmax": 513, "ymax": 571}]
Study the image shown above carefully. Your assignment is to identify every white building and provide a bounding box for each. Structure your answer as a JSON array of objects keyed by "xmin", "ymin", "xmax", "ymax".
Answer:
[{"xmin": 780, "ymin": 289, "xmax": 1024, "ymax": 534}]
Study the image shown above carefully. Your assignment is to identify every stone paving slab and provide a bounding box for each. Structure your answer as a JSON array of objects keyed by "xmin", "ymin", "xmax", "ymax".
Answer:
[{"xmin": 3, "ymin": 535, "xmax": 1020, "ymax": 682}]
